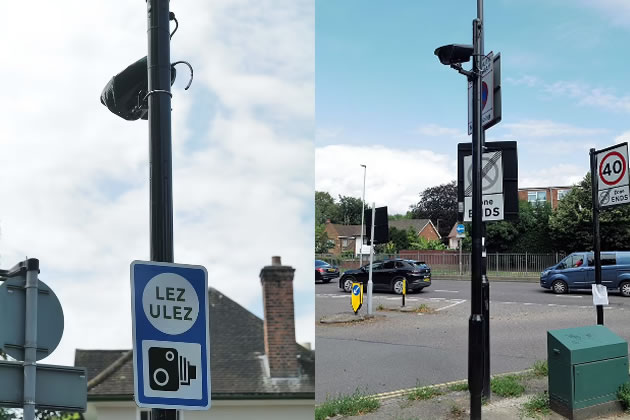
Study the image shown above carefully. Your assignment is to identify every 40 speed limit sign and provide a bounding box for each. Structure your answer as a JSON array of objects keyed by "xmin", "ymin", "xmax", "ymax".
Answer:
[{"xmin": 597, "ymin": 142, "xmax": 630, "ymax": 207}]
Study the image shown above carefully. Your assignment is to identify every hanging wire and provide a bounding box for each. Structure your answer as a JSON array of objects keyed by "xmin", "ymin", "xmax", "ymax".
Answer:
[
  {"xmin": 169, "ymin": 12, "xmax": 179, "ymax": 39},
  {"xmin": 171, "ymin": 61, "xmax": 194, "ymax": 90}
]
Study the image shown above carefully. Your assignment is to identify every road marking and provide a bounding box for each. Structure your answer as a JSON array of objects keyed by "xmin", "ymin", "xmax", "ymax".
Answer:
[
  {"xmin": 556, "ymin": 295, "xmax": 583, "ymax": 299},
  {"xmin": 436, "ymin": 300, "xmax": 467, "ymax": 312},
  {"xmin": 429, "ymin": 297, "xmax": 446, "ymax": 301},
  {"xmin": 331, "ymin": 295, "xmax": 346, "ymax": 299},
  {"xmin": 502, "ymin": 302, "xmax": 516, "ymax": 304},
  {"xmin": 368, "ymin": 368, "xmax": 534, "ymax": 401},
  {"xmin": 434, "ymin": 290, "xmax": 460, "ymax": 293}
]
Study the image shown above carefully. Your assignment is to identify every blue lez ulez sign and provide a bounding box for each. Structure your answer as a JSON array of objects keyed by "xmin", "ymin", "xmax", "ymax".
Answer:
[{"xmin": 130, "ymin": 260, "xmax": 210, "ymax": 410}]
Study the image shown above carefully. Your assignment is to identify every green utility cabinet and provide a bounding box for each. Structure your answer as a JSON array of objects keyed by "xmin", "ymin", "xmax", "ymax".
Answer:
[{"xmin": 548, "ymin": 325, "xmax": 628, "ymax": 419}]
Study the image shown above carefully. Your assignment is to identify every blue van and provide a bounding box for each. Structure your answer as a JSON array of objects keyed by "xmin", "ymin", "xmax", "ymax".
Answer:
[{"xmin": 540, "ymin": 251, "xmax": 630, "ymax": 296}]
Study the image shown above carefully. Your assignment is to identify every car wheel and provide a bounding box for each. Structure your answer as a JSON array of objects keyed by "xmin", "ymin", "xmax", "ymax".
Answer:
[
  {"xmin": 392, "ymin": 278, "xmax": 405, "ymax": 295},
  {"xmin": 343, "ymin": 277, "xmax": 355, "ymax": 293},
  {"xmin": 620, "ymin": 282, "xmax": 630, "ymax": 297},
  {"xmin": 551, "ymin": 280, "xmax": 568, "ymax": 294}
]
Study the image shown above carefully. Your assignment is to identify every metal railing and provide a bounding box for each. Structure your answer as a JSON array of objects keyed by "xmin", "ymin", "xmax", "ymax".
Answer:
[{"xmin": 316, "ymin": 252, "xmax": 566, "ymax": 277}]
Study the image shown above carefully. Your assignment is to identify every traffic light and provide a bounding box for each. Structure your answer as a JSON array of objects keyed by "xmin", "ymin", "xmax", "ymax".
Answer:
[{"xmin": 434, "ymin": 44, "xmax": 474, "ymax": 66}]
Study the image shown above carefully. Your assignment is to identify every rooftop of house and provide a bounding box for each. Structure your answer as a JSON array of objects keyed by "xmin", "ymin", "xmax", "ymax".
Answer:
[
  {"xmin": 76, "ymin": 287, "xmax": 314, "ymax": 401},
  {"xmin": 388, "ymin": 219, "xmax": 432, "ymax": 235},
  {"xmin": 518, "ymin": 185, "xmax": 574, "ymax": 191}
]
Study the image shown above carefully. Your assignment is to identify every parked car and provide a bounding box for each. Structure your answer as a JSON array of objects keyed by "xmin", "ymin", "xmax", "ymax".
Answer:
[
  {"xmin": 315, "ymin": 259, "xmax": 340, "ymax": 283},
  {"xmin": 540, "ymin": 251, "xmax": 630, "ymax": 296},
  {"xmin": 338, "ymin": 259, "xmax": 431, "ymax": 294}
]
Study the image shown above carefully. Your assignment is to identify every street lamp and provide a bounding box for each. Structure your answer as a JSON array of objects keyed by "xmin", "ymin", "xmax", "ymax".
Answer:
[
  {"xmin": 359, "ymin": 164, "xmax": 367, "ymax": 267},
  {"xmin": 435, "ymin": 18, "xmax": 486, "ymax": 420}
]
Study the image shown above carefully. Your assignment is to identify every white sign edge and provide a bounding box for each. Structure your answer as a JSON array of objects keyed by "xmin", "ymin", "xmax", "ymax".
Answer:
[
  {"xmin": 596, "ymin": 142, "xmax": 630, "ymax": 190},
  {"xmin": 130, "ymin": 260, "xmax": 211, "ymax": 410}
]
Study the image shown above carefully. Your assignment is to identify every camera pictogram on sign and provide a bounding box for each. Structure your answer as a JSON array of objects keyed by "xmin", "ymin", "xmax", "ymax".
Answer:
[{"xmin": 148, "ymin": 346, "xmax": 197, "ymax": 391}]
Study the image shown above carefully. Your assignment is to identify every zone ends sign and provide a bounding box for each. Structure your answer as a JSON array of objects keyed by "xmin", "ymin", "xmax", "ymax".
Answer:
[{"xmin": 596, "ymin": 142, "xmax": 630, "ymax": 208}]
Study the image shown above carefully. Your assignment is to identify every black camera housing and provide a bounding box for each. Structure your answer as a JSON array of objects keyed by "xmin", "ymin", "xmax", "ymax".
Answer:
[{"xmin": 148, "ymin": 347, "xmax": 179, "ymax": 391}]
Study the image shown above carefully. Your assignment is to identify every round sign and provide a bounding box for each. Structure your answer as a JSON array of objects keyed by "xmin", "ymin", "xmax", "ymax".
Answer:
[
  {"xmin": 0, "ymin": 278, "xmax": 64, "ymax": 361},
  {"xmin": 467, "ymin": 155, "xmax": 500, "ymax": 193},
  {"xmin": 142, "ymin": 272, "xmax": 199, "ymax": 335},
  {"xmin": 599, "ymin": 151, "xmax": 627, "ymax": 186},
  {"xmin": 352, "ymin": 285, "xmax": 361, "ymax": 296}
]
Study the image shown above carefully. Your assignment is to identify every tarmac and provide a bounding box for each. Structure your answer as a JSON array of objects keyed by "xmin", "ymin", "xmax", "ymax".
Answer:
[{"xmin": 318, "ymin": 300, "xmax": 630, "ymax": 419}]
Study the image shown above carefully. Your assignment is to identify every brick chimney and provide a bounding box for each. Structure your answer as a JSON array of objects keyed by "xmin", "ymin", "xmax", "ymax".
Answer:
[{"xmin": 259, "ymin": 256, "xmax": 298, "ymax": 378}]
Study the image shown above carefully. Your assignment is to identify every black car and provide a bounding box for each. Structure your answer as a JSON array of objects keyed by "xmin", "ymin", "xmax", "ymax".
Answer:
[
  {"xmin": 315, "ymin": 259, "xmax": 340, "ymax": 283},
  {"xmin": 338, "ymin": 259, "xmax": 431, "ymax": 294}
]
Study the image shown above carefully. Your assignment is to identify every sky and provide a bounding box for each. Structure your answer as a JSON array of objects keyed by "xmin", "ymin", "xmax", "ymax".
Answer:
[
  {"xmin": 0, "ymin": 0, "xmax": 314, "ymax": 366},
  {"xmin": 315, "ymin": 0, "xmax": 630, "ymax": 215}
]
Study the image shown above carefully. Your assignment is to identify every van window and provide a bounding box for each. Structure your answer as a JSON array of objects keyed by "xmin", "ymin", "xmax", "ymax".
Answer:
[
  {"xmin": 564, "ymin": 254, "xmax": 584, "ymax": 268},
  {"xmin": 602, "ymin": 254, "xmax": 617, "ymax": 266}
]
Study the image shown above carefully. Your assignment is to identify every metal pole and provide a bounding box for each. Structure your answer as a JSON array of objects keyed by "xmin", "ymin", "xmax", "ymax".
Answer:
[
  {"xmin": 475, "ymin": 0, "xmax": 491, "ymax": 400},
  {"xmin": 147, "ymin": 1, "xmax": 176, "ymax": 419},
  {"xmin": 469, "ymin": 17, "xmax": 484, "ymax": 420},
  {"xmin": 23, "ymin": 258, "xmax": 39, "ymax": 420},
  {"xmin": 360, "ymin": 164, "xmax": 367, "ymax": 267},
  {"xmin": 459, "ymin": 238, "xmax": 463, "ymax": 276},
  {"xmin": 590, "ymin": 149, "xmax": 604, "ymax": 325},
  {"xmin": 367, "ymin": 204, "xmax": 375, "ymax": 315}
]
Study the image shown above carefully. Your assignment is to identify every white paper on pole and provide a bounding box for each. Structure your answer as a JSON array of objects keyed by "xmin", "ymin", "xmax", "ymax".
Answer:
[{"xmin": 592, "ymin": 284, "xmax": 609, "ymax": 306}]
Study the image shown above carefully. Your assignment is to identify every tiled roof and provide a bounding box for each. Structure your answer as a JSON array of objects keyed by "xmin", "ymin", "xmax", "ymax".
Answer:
[
  {"xmin": 329, "ymin": 223, "xmax": 363, "ymax": 238},
  {"xmin": 75, "ymin": 287, "xmax": 314, "ymax": 400},
  {"xmin": 389, "ymin": 219, "xmax": 431, "ymax": 234}
]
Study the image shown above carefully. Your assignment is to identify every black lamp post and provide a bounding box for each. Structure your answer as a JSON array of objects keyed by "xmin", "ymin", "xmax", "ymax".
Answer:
[{"xmin": 434, "ymin": 19, "xmax": 485, "ymax": 420}]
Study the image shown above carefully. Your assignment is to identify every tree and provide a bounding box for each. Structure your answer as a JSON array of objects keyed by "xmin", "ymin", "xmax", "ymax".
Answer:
[
  {"xmin": 388, "ymin": 227, "xmax": 409, "ymax": 252},
  {"xmin": 315, "ymin": 224, "xmax": 334, "ymax": 254},
  {"xmin": 336, "ymin": 195, "xmax": 365, "ymax": 225},
  {"xmin": 315, "ymin": 191, "xmax": 338, "ymax": 225},
  {"xmin": 409, "ymin": 181, "xmax": 458, "ymax": 238},
  {"xmin": 549, "ymin": 173, "xmax": 630, "ymax": 252}
]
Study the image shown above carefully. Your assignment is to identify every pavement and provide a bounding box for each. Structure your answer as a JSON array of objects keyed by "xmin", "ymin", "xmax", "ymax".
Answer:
[{"xmin": 320, "ymin": 371, "xmax": 630, "ymax": 419}]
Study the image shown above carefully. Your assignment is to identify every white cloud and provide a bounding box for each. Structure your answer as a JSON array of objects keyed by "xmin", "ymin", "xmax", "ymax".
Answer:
[
  {"xmin": 315, "ymin": 145, "xmax": 455, "ymax": 214},
  {"xmin": 544, "ymin": 81, "xmax": 630, "ymax": 113},
  {"xmin": 578, "ymin": 0, "xmax": 630, "ymax": 28},
  {"xmin": 0, "ymin": 0, "xmax": 313, "ymax": 366},
  {"xmin": 614, "ymin": 131, "xmax": 630, "ymax": 144},
  {"xmin": 505, "ymin": 75, "xmax": 540, "ymax": 87},
  {"xmin": 503, "ymin": 120, "xmax": 608, "ymax": 138},
  {"xmin": 520, "ymin": 164, "xmax": 585, "ymax": 188},
  {"xmin": 415, "ymin": 124, "xmax": 465, "ymax": 138}
]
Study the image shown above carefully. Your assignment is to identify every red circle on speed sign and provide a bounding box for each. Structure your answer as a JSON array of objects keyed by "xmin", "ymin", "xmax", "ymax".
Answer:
[{"xmin": 599, "ymin": 151, "xmax": 627, "ymax": 186}]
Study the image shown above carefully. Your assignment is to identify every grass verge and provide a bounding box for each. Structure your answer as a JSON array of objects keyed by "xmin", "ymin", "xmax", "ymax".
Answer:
[
  {"xmin": 618, "ymin": 382, "xmax": 630, "ymax": 411},
  {"xmin": 520, "ymin": 392, "xmax": 550, "ymax": 419},
  {"xmin": 407, "ymin": 385, "xmax": 442, "ymax": 401},
  {"xmin": 414, "ymin": 304, "xmax": 435, "ymax": 314},
  {"xmin": 531, "ymin": 360, "xmax": 548, "ymax": 377},
  {"xmin": 315, "ymin": 390, "xmax": 380, "ymax": 420},
  {"xmin": 490, "ymin": 375, "xmax": 525, "ymax": 398},
  {"xmin": 447, "ymin": 381, "xmax": 469, "ymax": 392}
]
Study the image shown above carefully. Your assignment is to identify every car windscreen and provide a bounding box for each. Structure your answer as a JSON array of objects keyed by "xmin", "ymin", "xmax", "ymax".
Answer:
[{"xmin": 315, "ymin": 260, "xmax": 330, "ymax": 267}]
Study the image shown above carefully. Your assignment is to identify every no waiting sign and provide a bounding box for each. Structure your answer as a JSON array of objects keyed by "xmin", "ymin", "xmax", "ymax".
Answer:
[{"xmin": 596, "ymin": 143, "xmax": 630, "ymax": 207}]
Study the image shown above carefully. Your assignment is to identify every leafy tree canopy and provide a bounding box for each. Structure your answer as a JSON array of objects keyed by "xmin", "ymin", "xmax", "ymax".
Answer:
[
  {"xmin": 549, "ymin": 172, "xmax": 630, "ymax": 252},
  {"xmin": 410, "ymin": 181, "xmax": 458, "ymax": 238}
]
